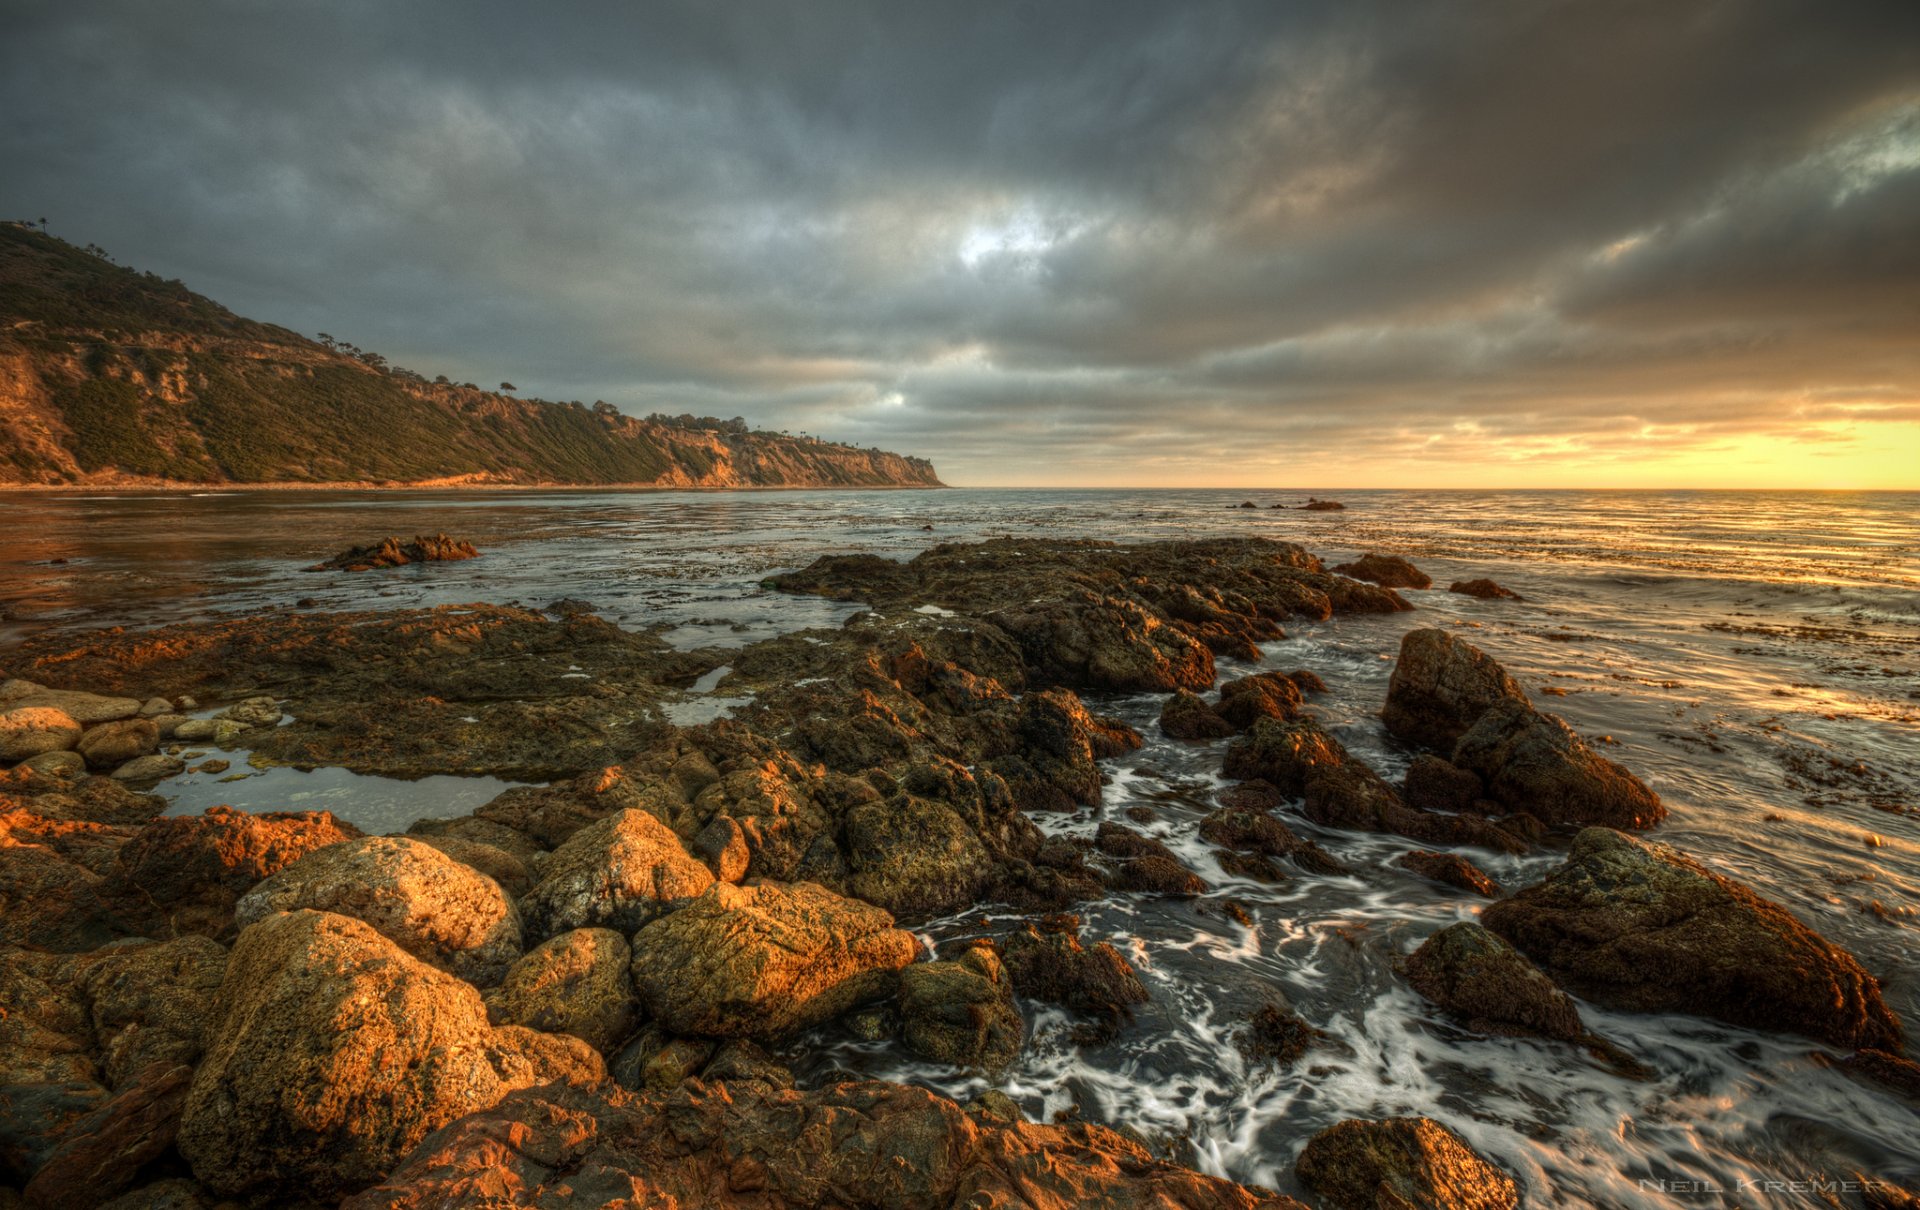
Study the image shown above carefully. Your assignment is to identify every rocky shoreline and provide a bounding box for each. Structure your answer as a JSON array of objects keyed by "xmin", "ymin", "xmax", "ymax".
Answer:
[{"xmin": 1, "ymin": 536, "xmax": 1913, "ymax": 1208}]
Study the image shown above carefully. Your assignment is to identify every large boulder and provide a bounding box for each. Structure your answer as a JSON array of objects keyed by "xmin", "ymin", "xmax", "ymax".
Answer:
[
  {"xmin": 1450, "ymin": 701, "xmax": 1665, "ymax": 830},
  {"xmin": 1381, "ymin": 629, "xmax": 1529, "ymax": 752},
  {"xmin": 346, "ymin": 1079, "xmax": 1305, "ymax": 1209},
  {"xmin": 1483, "ymin": 828, "xmax": 1903, "ymax": 1051},
  {"xmin": 4, "ymin": 689, "xmax": 142, "ymax": 725},
  {"xmin": 111, "ymin": 807, "xmax": 363, "ymax": 936},
  {"xmin": 1405, "ymin": 922, "xmax": 1583, "ymax": 1041},
  {"xmin": 844, "ymin": 794, "xmax": 993, "ymax": 921},
  {"xmin": 75, "ymin": 720, "xmax": 159, "ymax": 772},
  {"xmin": 898, "ymin": 944, "xmax": 1024, "ymax": 1073},
  {"xmin": 175, "ymin": 909, "xmax": 588, "ymax": 1201},
  {"xmin": 75, "ymin": 935, "xmax": 229, "ymax": 1088},
  {"xmin": 0, "ymin": 706, "xmax": 83, "ymax": 761},
  {"xmin": 235, "ymin": 836, "xmax": 523, "ymax": 986},
  {"xmin": 629, "ymin": 880, "xmax": 919, "ymax": 1039},
  {"xmin": 518, "ymin": 808, "xmax": 714, "ymax": 943},
  {"xmin": 1295, "ymin": 1117, "xmax": 1519, "ymax": 1210},
  {"xmin": 1331, "ymin": 553, "xmax": 1433, "ymax": 590},
  {"xmin": 486, "ymin": 927, "xmax": 638, "ymax": 1054},
  {"xmin": 1000, "ymin": 916, "xmax": 1148, "ymax": 1043},
  {"xmin": 1214, "ymin": 672, "xmax": 1305, "ymax": 731}
]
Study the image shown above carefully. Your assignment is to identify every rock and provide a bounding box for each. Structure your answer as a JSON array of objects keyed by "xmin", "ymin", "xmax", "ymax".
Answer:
[
  {"xmin": 345, "ymin": 1078, "xmax": 1304, "ymax": 1210},
  {"xmin": 844, "ymin": 794, "xmax": 993, "ymax": 921},
  {"xmin": 690, "ymin": 814, "xmax": 750, "ymax": 882},
  {"xmin": 306, "ymin": 533, "xmax": 481, "ymax": 572},
  {"xmin": 1450, "ymin": 701, "xmax": 1665, "ymax": 830},
  {"xmin": 4, "ymin": 690, "xmax": 141, "ymax": 726},
  {"xmin": 1483, "ymin": 828, "xmax": 1903, "ymax": 1051},
  {"xmin": 1381, "ymin": 629, "xmax": 1530, "ymax": 753},
  {"xmin": 486, "ymin": 928, "xmax": 637, "ymax": 1054},
  {"xmin": 236, "ymin": 835, "xmax": 524, "ymax": 986},
  {"xmin": 1396, "ymin": 851, "xmax": 1501, "ymax": 897},
  {"xmin": 108, "ymin": 754, "xmax": 184, "ymax": 782},
  {"xmin": 1402, "ymin": 754, "xmax": 1483, "ymax": 814},
  {"xmin": 518, "ymin": 808, "xmax": 714, "ymax": 943},
  {"xmin": 1331, "ymin": 553, "xmax": 1432, "ymax": 589},
  {"xmin": 1222, "ymin": 715, "xmax": 1349, "ymax": 797},
  {"xmin": 1093, "ymin": 822, "xmax": 1209, "ymax": 896},
  {"xmin": 214, "ymin": 696, "xmax": 281, "ymax": 727},
  {"xmin": 75, "ymin": 720, "xmax": 159, "ymax": 772},
  {"xmin": 1450, "ymin": 579, "xmax": 1523, "ymax": 601},
  {"xmin": 898, "ymin": 944, "xmax": 1024, "ymax": 1073},
  {"xmin": 166, "ymin": 720, "xmax": 217, "ymax": 742},
  {"xmin": 1238, "ymin": 1002, "xmax": 1331, "ymax": 1066},
  {"xmin": 1301, "ymin": 498, "xmax": 1345, "ymax": 511},
  {"xmin": 1839, "ymin": 1049, "xmax": 1920, "ymax": 1100},
  {"xmin": 1215, "ymin": 671, "xmax": 1305, "ymax": 731},
  {"xmin": 137, "ymin": 698, "xmax": 174, "ymax": 718},
  {"xmin": 0, "ymin": 706, "xmax": 83, "ymax": 761},
  {"xmin": 175, "ymin": 909, "xmax": 577, "ymax": 1201},
  {"xmin": 1284, "ymin": 668, "xmax": 1329, "ymax": 694},
  {"xmin": 1295, "ymin": 1117, "xmax": 1519, "ymax": 1210},
  {"xmin": 20, "ymin": 1061, "xmax": 193, "ymax": 1210},
  {"xmin": 110, "ymin": 807, "xmax": 363, "ymax": 937},
  {"xmin": 408, "ymin": 833, "xmax": 533, "ymax": 897},
  {"xmin": 1158, "ymin": 690, "xmax": 1235, "ymax": 740},
  {"xmin": 148, "ymin": 713, "xmax": 189, "ymax": 739},
  {"xmin": 0, "ymin": 1080, "xmax": 109, "ymax": 1184},
  {"xmin": 1000, "ymin": 915, "xmax": 1148, "ymax": 1043},
  {"xmin": 1200, "ymin": 805, "xmax": 1345, "ymax": 875},
  {"xmin": 19, "ymin": 750, "xmax": 85, "ymax": 778},
  {"xmin": 702, "ymin": 1038, "xmax": 794, "ymax": 1090},
  {"xmin": 1405, "ymin": 922, "xmax": 1583, "ymax": 1041},
  {"xmin": 75, "ymin": 935, "xmax": 228, "ymax": 1088},
  {"xmin": 630, "ymin": 880, "xmax": 919, "ymax": 1038},
  {"xmin": 94, "ymin": 1177, "xmax": 214, "ymax": 1210},
  {"xmin": 0, "ymin": 842, "xmax": 129, "ymax": 952},
  {"xmin": 0, "ymin": 677, "xmax": 44, "ymax": 705}
]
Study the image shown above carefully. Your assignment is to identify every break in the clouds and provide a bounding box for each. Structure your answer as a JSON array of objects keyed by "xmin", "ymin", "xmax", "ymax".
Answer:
[{"xmin": 5, "ymin": 0, "xmax": 1917, "ymax": 485}]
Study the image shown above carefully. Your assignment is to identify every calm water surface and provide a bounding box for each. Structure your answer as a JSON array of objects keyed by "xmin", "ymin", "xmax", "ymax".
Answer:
[{"xmin": 2, "ymin": 487, "xmax": 1916, "ymax": 1204}]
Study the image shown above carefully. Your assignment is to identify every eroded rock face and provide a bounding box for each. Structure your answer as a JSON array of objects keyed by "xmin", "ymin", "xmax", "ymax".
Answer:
[
  {"xmin": 844, "ymin": 794, "xmax": 993, "ymax": 921},
  {"xmin": 1331, "ymin": 553, "xmax": 1433, "ymax": 590},
  {"xmin": 518, "ymin": 808, "xmax": 714, "ymax": 943},
  {"xmin": 1295, "ymin": 1117, "xmax": 1519, "ymax": 1210},
  {"xmin": 1382, "ymin": 629, "xmax": 1530, "ymax": 753},
  {"xmin": 111, "ymin": 807, "xmax": 362, "ymax": 937},
  {"xmin": 1450, "ymin": 701, "xmax": 1665, "ymax": 831},
  {"xmin": 75, "ymin": 935, "xmax": 228, "ymax": 1088},
  {"xmin": 1483, "ymin": 828, "xmax": 1903, "ymax": 1051},
  {"xmin": 629, "ymin": 880, "xmax": 919, "ymax": 1039},
  {"xmin": 898, "ymin": 944, "xmax": 1024, "ymax": 1073},
  {"xmin": 19, "ymin": 1061, "xmax": 193, "ymax": 1210},
  {"xmin": 176, "ymin": 909, "xmax": 579, "ymax": 1201},
  {"xmin": 346, "ymin": 1079, "xmax": 1305, "ymax": 1209},
  {"xmin": 1406, "ymin": 922, "xmax": 1583, "ymax": 1041},
  {"xmin": 486, "ymin": 928, "xmax": 637, "ymax": 1055},
  {"xmin": 235, "ymin": 835, "xmax": 524, "ymax": 986}
]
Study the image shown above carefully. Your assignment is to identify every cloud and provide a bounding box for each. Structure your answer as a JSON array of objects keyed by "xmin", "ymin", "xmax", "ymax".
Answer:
[{"xmin": 3, "ymin": 0, "xmax": 1917, "ymax": 485}]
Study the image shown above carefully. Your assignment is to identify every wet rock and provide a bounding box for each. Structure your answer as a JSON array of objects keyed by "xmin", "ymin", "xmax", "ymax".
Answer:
[
  {"xmin": 75, "ymin": 935, "xmax": 227, "ymax": 1088},
  {"xmin": 1094, "ymin": 821, "xmax": 1209, "ymax": 896},
  {"xmin": 1200, "ymin": 805, "xmax": 1345, "ymax": 875},
  {"xmin": 898, "ymin": 943, "xmax": 1024, "ymax": 1073},
  {"xmin": 175, "ymin": 909, "xmax": 581, "ymax": 1201},
  {"xmin": 110, "ymin": 807, "xmax": 363, "ymax": 939},
  {"xmin": 1406, "ymin": 922, "xmax": 1583, "ymax": 1040},
  {"xmin": 306, "ymin": 533, "xmax": 480, "ymax": 572},
  {"xmin": 1402, "ymin": 754, "xmax": 1484, "ymax": 814},
  {"xmin": 691, "ymin": 814, "xmax": 751, "ymax": 882},
  {"xmin": 346, "ymin": 1078, "xmax": 1304, "ymax": 1210},
  {"xmin": 629, "ymin": 880, "xmax": 919, "ymax": 1038},
  {"xmin": 844, "ymin": 793, "xmax": 993, "ymax": 920},
  {"xmin": 519, "ymin": 808, "xmax": 714, "ymax": 943},
  {"xmin": 1331, "ymin": 553, "xmax": 1433, "ymax": 590},
  {"xmin": 1158, "ymin": 690, "xmax": 1236, "ymax": 740},
  {"xmin": 1381, "ymin": 629, "xmax": 1530, "ymax": 753},
  {"xmin": 214, "ymin": 695, "xmax": 281, "ymax": 727},
  {"xmin": 1215, "ymin": 671, "xmax": 1305, "ymax": 730},
  {"xmin": 1450, "ymin": 701, "xmax": 1665, "ymax": 830},
  {"xmin": 1284, "ymin": 668, "xmax": 1329, "ymax": 694},
  {"xmin": 1238, "ymin": 1002, "xmax": 1331, "ymax": 1067},
  {"xmin": 20, "ymin": 1061, "xmax": 192, "ymax": 1210},
  {"xmin": 0, "ymin": 1080, "xmax": 109, "ymax": 1184},
  {"xmin": 108, "ymin": 754, "xmax": 184, "ymax": 782},
  {"xmin": 1838, "ymin": 1049, "xmax": 1920, "ymax": 1101},
  {"xmin": 990, "ymin": 688, "xmax": 1142, "ymax": 814},
  {"xmin": 1222, "ymin": 715, "xmax": 1349, "ymax": 797},
  {"xmin": 4, "ymin": 690, "xmax": 142, "ymax": 726},
  {"xmin": 1396, "ymin": 851, "xmax": 1501, "ymax": 897},
  {"xmin": 1000, "ymin": 915, "xmax": 1148, "ymax": 1043},
  {"xmin": 486, "ymin": 928, "xmax": 637, "ymax": 1054},
  {"xmin": 0, "ymin": 706, "xmax": 83, "ymax": 761},
  {"xmin": 75, "ymin": 720, "xmax": 159, "ymax": 772},
  {"xmin": 236, "ymin": 835, "xmax": 524, "ymax": 986},
  {"xmin": 1301, "ymin": 498, "xmax": 1345, "ymax": 511},
  {"xmin": 1295, "ymin": 1116, "xmax": 1519, "ymax": 1210},
  {"xmin": 1450, "ymin": 578, "xmax": 1524, "ymax": 601},
  {"xmin": 1483, "ymin": 828, "xmax": 1903, "ymax": 1051}
]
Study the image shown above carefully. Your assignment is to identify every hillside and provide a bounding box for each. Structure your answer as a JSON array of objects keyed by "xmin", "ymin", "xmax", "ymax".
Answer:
[{"xmin": 0, "ymin": 224, "xmax": 941, "ymax": 488}]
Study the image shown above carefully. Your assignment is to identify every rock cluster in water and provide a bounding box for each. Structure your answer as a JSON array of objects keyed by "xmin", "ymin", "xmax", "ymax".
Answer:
[
  {"xmin": 305, "ymin": 532, "xmax": 480, "ymax": 572},
  {"xmin": 0, "ymin": 536, "xmax": 1908, "ymax": 1206}
]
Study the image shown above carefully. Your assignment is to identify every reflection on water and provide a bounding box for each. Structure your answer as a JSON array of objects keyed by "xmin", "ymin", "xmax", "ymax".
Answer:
[
  {"xmin": 159, "ymin": 759, "xmax": 522, "ymax": 835},
  {"xmin": 3, "ymin": 486, "xmax": 1917, "ymax": 1204}
]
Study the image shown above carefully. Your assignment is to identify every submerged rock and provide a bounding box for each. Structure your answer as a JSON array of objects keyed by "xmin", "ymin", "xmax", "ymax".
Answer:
[
  {"xmin": 1238, "ymin": 1002, "xmax": 1332, "ymax": 1067},
  {"xmin": 898, "ymin": 943, "xmax": 1024, "ymax": 1073},
  {"xmin": 1450, "ymin": 578, "xmax": 1524, "ymax": 601},
  {"xmin": 1450, "ymin": 701, "xmax": 1665, "ymax": 831},
  {"xmin": 518, "ymin": 807, "xmax": 715, "ymax": 943},
  {"xmin": 629, "ymin": 880, "xmax": 919, "ymax": 1038},
  {"xmin": 1382, "ymin": 629, "xmax": 1530, "ymax": 753},
  {"xmin": 1295, "ymin": 1116, "xmax": 1519, "ymax": 1210},
  {"xmin": 1483, "ymin": 828, "xmax": 1903, "ymax": 1051},
  {"xmin": 235, "ymin": 835, "xmax": 524, "ymax": 986},
  {"xmin": 1331, "ymin": 553, "xmax": 1433, "ymax": 590},
  {"xmin": 1406, "ymin": 922, "xmax": 1583, "ymax": 1041}
]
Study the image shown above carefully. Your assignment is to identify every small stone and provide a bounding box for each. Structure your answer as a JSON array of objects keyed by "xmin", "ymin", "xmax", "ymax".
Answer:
[
  {"xmin": 195, "ymin": 759, "xmax": 230, "ymax": 774},
  {"xmin": 216, "ymin": 697, "xmax": 282, "ymax": 728},
  {"xmin": 170, "ymin": 720, "xmax": 217, "ymax": 742},
  {"xmin": 138, "ymin": 698, "xmax": 174, "ymax": 718}
]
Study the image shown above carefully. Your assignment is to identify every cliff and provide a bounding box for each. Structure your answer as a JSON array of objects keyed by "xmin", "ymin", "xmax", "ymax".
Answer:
[{"xmin": 0, "ymin": 224, "xmax": 941, "ymax": 488}]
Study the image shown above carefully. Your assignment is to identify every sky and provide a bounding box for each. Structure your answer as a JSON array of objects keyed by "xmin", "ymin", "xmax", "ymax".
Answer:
[{"xmin": 4, "ymin": 1, "xmax": 1917, "ymax": 488}]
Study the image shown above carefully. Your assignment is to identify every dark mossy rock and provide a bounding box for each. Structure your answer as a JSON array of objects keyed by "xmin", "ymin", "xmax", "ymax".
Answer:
[
  {"xmin": 306, "ymin": 533, "xmax": 479, "ymax": 572},
  {"xmin": 1450, "ymin": 701, "xmax": 1664, "ymax": 831},
  {"xmin": 1214, "ymin": 672, "xmax": 1304, "ymax": 731},
  {"xmin": 1093, "ymin": 822, "xmax": 1208, "ymax": 897},
  {"xmin": 1283, "ymin": 668, "xmax": 1329, "ymax": 694},
  {"xmin": 1237, "ymin": 1003, "xmax": 1331, "ymax": 1067},
  {"xmin": 1395, "ymin": 850, "xmax": 1500, "ymax": 898},
  {"xmin": 1405, "ymin": 922, "xmax": 1583, "ymax": 1040},
  {"xmin": 1331, "ymin": 553, "xmax": 1432, "ymax": 590},
  {"xmin": 1000, "ymin": 915, "xmax": 1148, "ymax": 1044},
  {"xmin": 1381, "ymin": 629, "xmax": 1529, "ymax": 753},
  {"xmin": 1402, "ymin": 755, "xmax": 1483, "ymax": 814},
  {"xmin": 1295, "ymin": 1116, "xmax": 1519, "ymax": 1210},
  {"xmin": 898, "ymin": 943, "xmax": 1024, "ymax": 1073},
  {"xmin": 1158, "ymin": 690, "xmax": 1236, "ymax": 741},
  {"xmin": 1483, "ymin": 828, "xmax": 1903, "ymax": 1051},
  {"xmin": 1199, "ymin": 805, "xmax": 1345, "ymax": 875},
  {"xmin": 1449, "ymin": 578, "xmax": 1523, "ymax": 601}
]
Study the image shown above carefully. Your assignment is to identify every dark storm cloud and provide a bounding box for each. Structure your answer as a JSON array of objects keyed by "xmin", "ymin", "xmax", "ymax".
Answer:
[{"xmin": 4, "ymin": 0, "xmax": 1917, "ymax": 483}]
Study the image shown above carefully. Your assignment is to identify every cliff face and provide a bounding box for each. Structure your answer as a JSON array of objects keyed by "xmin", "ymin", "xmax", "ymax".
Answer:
[{"xmin": 0, "ymin": 225, "xmax": 941, "ymax": 488}]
